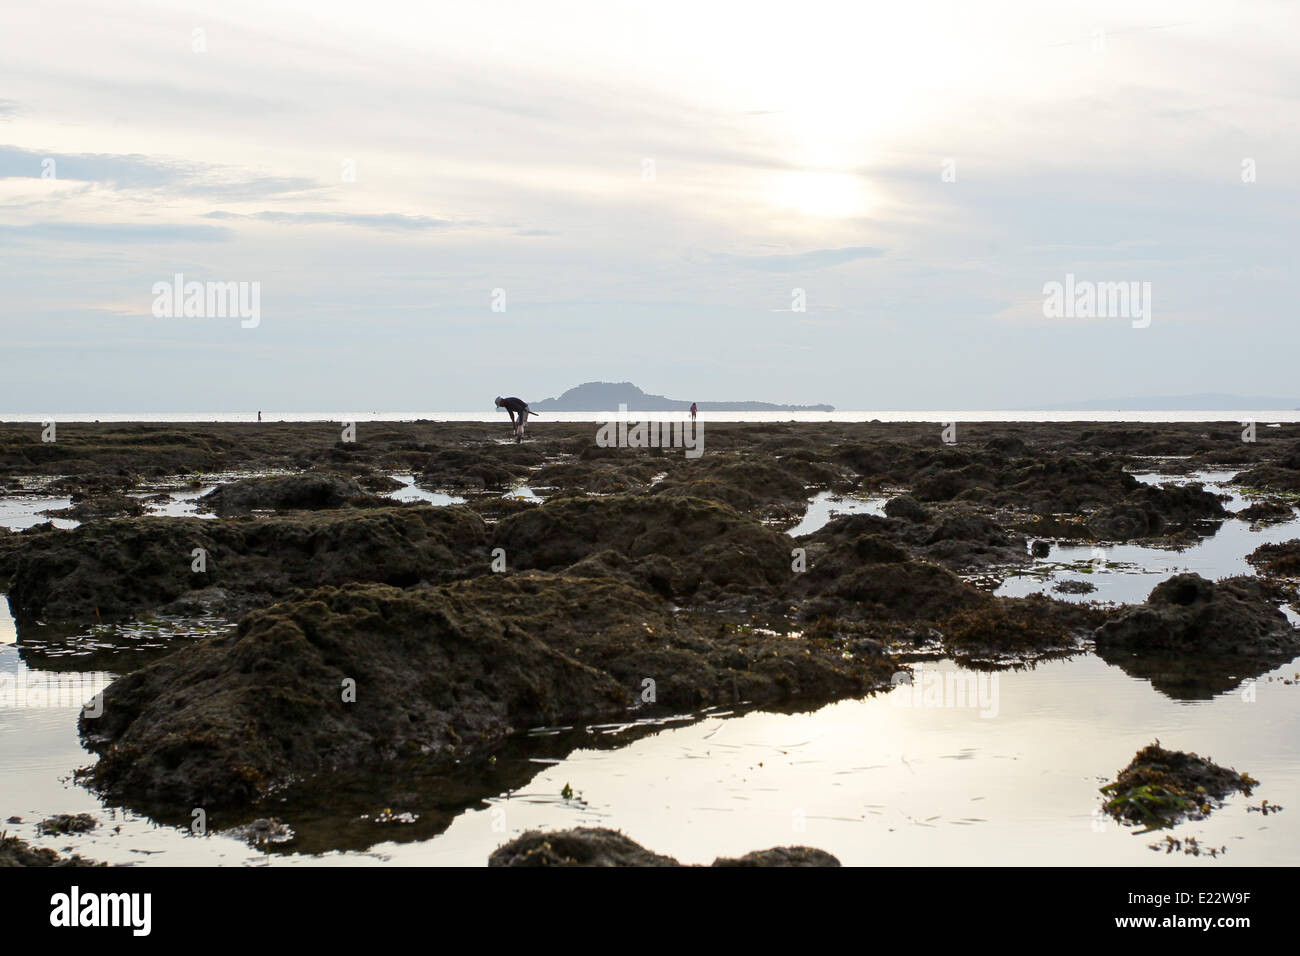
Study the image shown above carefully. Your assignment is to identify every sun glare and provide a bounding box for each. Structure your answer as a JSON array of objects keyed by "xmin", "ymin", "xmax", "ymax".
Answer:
[{"xmin": 769, "ymin": 170, "xmax": 868, "ymax": 219}]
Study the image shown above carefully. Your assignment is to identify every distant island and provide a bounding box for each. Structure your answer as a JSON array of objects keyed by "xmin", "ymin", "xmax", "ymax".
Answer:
[
  {"xmin": 531, "ymin": 382, "xmax": 834, "ymax": 412},
  {"xmin": 1025, "ymin": 393, "xmax": 1300, "ymax": 412}
]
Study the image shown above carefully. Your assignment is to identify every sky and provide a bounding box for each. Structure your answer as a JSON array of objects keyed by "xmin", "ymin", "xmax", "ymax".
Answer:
[{"xmin": 1, "ymin": 0, "xmax": 1297, "ymax": 412}]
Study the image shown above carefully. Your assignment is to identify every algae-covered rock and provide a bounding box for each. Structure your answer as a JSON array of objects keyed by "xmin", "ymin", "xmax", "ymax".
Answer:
[
  {"xmin": 1086, "ymin": 483, "xmax": 1226, "ymax": 540},
  {"xmin": 0, "ymin": 834, "xmax": 104, "ymax": 867},
  {"xmin": 1100, "ymin": 742, "xmax": 1258, "ymax": 829},
  {"xmin": 80, "ymin": 575, "xmax": 894, "ymax": 808},
  {"xmin": 1247, "ymin": 539, "xmax": 1300, "ymax": 576},
  {"xmin": 883, "ymin": 495, "xmax": 930, "ymax": 523},
  {"xmin": 649, "ymin": 456, "xmax": 826, "ymax": 519},
  {"xmin": 1233, "ymin": 443, "xmax": 1300, "ymax": 493},
  {"xmin": 493, "ymin": 494, "xmax": 794, "ymax": 605},
  {"xmin": 936, "ymin": 594, "xmax": 1104, "ymax": 663},
  {"xmin": 43, "ymin": 492, "xmax": 146, "ymax": 521},
  {"xmin": 2, "ymin": 506, "xmax": 487, "ymax": 622},
  {"xmin": 36, "ymin": 813, "xmax": 98, "ymax": 836},
  {"xmin": 199, "ymin": 473, "xmax": 375, "ymax": 515},
  {"xmin": 1238, "ymin": 500, "xmax": 1295, "ymax": 524},
  {"xmin": 488, "ymin": 827, "xmax": 840, "ymax": 867},
  {"xmin": 1094, "ymin": 573, "xmax": 1300, "ymax": 659}
]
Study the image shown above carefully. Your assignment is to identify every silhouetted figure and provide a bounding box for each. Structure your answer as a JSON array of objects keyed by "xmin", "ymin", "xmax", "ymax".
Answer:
[
  {"xmin": 495, "ymin": 396, "xmax": 537, "ymax": 442},
  {"xmin": 690, "ymin": 402, "xmax": 697, "ymax": 421}
]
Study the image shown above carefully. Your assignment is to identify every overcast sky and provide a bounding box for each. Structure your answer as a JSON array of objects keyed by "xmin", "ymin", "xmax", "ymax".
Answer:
[{"xmin": 2, "ymin": 0, "xmax": 1297, "ymax": 411}]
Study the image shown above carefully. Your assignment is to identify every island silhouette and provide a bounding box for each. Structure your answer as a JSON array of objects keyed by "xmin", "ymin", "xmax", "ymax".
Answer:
[{"xmin": 531, "ymin": 381, "xmax": 834, "ymax": 412}]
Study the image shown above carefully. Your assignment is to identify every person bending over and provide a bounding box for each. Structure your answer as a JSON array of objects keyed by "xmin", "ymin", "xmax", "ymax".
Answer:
[{"xmin": 495, "ymin": 396, "xmax": 537, "ymax": 442}]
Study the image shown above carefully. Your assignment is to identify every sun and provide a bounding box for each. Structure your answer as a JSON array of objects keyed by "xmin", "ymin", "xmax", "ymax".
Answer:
[{"xmin": 768, "ymin": 170, "xmax": 868, "ymax": 219}]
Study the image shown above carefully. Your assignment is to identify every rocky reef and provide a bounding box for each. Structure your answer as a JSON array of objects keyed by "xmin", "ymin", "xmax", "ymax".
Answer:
[
  {"xmin": 0, "ymin": 833, "xmax": 102, "ymax": 867},
  {"xmin": 0, "ymin": 506, "xmax": 486, "ymax": 622},
  {"xmin": 80, "ymin": 576, "xmax": 892, "ymax": 807},
  {"xmin": 1095, "ymin": 573, "xmax": 1300, "ymax": 659},
  {"xmin": 488, "ymin": 827, "xmax": 839, "ymax": 867},
  {"xmin": 0, "ymin": 419, "xmax": 1296, "ymax": 823}
]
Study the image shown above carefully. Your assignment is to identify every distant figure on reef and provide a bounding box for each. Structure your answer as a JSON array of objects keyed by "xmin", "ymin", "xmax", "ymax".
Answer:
[
  {"xmin": 495, "ymin": 396, "xmax": 537, "ymax": 442},
  {"xmin": 257, "ymin": 410, "xmax": 262, "ymax": 422},
  {"xmin": 690, "ymin": 402, "xmax": 697, "ymax": 421}
]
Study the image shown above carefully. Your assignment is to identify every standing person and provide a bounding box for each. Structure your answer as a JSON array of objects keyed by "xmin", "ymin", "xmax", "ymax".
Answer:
[
  {"xmin": 690, "ymin": 402, "xmax": 697, "ymax": 422},
  {"xmin": 495, "ymin": 396, "xmax": 537, "ymax": 442}
]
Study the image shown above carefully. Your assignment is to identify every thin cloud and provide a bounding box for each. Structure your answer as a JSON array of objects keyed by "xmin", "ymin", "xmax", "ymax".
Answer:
[
  {"xmin": 0, "ymin": 222, "xmax": 230, "ymax": 243},
  {"xmin": 202, "ymin": 210, "xmax": 457, "ymax": 230},
  {"xmin": 0, "ymin": 146, "xmax": 318, "ymax": 199},
  {"xmin": 704, "ymin": 246, "xmax": 884, "ymax": 272}
]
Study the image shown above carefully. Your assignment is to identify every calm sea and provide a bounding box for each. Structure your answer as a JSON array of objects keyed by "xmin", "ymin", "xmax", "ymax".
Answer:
[{"xmin": 4, "ymin": 411, "xmax": 1299, "ymax": 424}]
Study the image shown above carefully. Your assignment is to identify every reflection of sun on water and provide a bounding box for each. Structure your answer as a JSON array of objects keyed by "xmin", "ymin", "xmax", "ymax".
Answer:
[{"xmin": 768, "ymin": 170, "xmax": 867, "ymax": 219}]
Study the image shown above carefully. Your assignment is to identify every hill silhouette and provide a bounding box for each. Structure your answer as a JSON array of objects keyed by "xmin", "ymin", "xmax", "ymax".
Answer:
[{"xmin": 531, "ymin": 382, "xmax": 834, "ymax": 412}]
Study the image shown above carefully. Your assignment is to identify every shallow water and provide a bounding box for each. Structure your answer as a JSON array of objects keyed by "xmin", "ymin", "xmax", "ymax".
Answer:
[
  {"xmin": 0, "ymin": 471, "xmax": 306, "ymax": 531},
  {"xmin": 0, "ymin": 490, "xmax": 77, "ymax": 530},
  {"xmin": 129, "ymin": 486, "xmax": 218, "ymax": 519},
  {"xmin": 1, "ymin": 471, "xmax": 1297, "ymax": 866},
  {"xmin": 996, "ymin": 471, "xmax": 1300, "ymax": 605},
  {"xmin": 386, "ymin": 474, "xmax": 466, "ymax": 506},
  {"xmin": 787, "ymin": 490, "xmax": 887, "ymax": 537},
  {"xmin": 0, "ymin": 472, "xmax": 462, "ymax": 532},
  {"xmin": 502, "ymin": 484, "xmax": 542, "ymax": 502},
  {"xmin": 0, "ymin": 488, "xmax": 219, "ymax": 530},
  {"xmin": 3, "ymin": 504, "xmax": 77, "ymax": 531}
]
